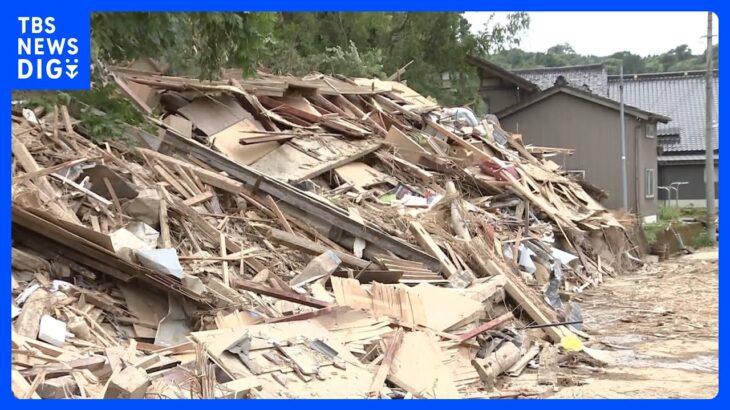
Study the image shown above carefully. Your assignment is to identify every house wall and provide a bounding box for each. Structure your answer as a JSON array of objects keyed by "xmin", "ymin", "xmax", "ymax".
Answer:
[
  {"xmin": 480, "ymin": 88, "xmax": 522, "ymax": 114},
  {"xmin": 658, "ymin": 163, "xmax": 719, "ymax": 202},
  {"xmin": 635, "ymin": 124, "xmax": 659, "ymax": 218},
  {"xmin": 498, "ymin": 93, "xmax": 658, "ymax": 216}
]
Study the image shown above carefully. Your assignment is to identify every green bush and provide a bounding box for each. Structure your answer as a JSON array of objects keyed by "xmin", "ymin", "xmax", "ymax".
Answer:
[
  {"xmin": 644, "ymin": 221, "xmax": 668, "ymax": 244},
  {"xmin": 658, "ymin": 206, "xmax": 681, "ymax": 221},
  {"xmin": 692, "ymin": 229, "xmax": 715, "ymax": 248}
]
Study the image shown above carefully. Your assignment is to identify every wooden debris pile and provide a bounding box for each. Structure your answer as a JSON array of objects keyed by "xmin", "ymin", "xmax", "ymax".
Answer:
[{"xmin": 11, "ymin": 66, "xmax": 644, "ymax": 399}]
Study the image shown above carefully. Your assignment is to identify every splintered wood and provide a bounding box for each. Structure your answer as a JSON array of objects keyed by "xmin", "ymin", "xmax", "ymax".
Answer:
[{"xmin": 10, "ymin": 66, "xmax": 644, "ymax": 399}]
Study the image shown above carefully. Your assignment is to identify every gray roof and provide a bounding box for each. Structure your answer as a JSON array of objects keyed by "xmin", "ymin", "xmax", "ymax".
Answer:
[
  {"xmin": 513, "ymin": 64, "xmax": 608, "ymax": 96},
  {"xmin": 607, "ymin": 71, "xmax": 718, "ymax": 153},
  {"xmin": 466, "ymin": 55, "xmax": 541, "ymax": 93},
  {"xmin": 496, "ymin": 84, "xmax": 671, "ymax": 123},
  {"xmin": 658, "ymin": 153, "xmax": 719, "ymax": 163}
]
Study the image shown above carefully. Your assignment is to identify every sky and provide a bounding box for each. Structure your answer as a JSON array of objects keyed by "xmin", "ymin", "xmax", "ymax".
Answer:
[{"xmin": 464, "ymin": 12, "xmax": 719, "ymax": 56}]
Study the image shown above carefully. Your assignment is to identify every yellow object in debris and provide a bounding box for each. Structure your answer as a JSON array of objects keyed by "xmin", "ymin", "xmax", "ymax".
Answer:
[{"xmin": 560, "ymin": 334, "xmax": 584, "ymax": 352}]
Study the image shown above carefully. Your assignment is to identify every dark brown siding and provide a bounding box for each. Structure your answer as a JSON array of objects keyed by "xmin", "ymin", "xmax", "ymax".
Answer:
[
  {"xmin": 498, "ymin": 92, "xmax": 658, "ymax": 216},
  {"xmin": 659, "ymin": 163, "xmax": 719, "ymax": 200}
]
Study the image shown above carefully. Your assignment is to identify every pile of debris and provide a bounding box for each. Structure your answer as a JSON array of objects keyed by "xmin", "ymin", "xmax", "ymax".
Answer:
[{"xmin": 11, "ymin": 66, "xmax": 643, "ymax": 399}]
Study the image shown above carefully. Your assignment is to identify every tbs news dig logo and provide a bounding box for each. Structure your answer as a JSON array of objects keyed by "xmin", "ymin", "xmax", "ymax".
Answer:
[{"xmin": 17, "ymin": 17, "xmax": 80, "ymax": 81}]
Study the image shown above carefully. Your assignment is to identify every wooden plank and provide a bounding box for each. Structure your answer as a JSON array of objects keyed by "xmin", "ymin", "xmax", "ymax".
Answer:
[
  {"xmin": 368, "ymin": 328, "xmax": 403, "ymax": 396},
  {"xmin": 376, "ymin": 151, "xmax": 433, "ymax": 183},
  {"xmin": 103, "ymin": 177, "xmax": 124, "ymax": 216},
  {"xmin": 13, "ymin": 206, "xmax": 204, "ymax": 303},
  {"xmin": 388, "ymin": 331, "xmax": 459, "ymax": 398},
  {"xmin": 159, "ymin": 133, "xmax": 440, "ymax": 269},
  {"xmin": 258, "ymin": 95, "xmax": 321, "ymax": 123},
  {"xmin": 137, "ymin": 148, "xmax": 243, "ymax": 195},
  {"xmin": 293, "ymin": 142, "xmax": 382, "ymax": 182},
  {"xmin": 177, "ymin": 94, "xmax": 249, "ymax": 136},
  {"xmin": 174, "ymin": 164, "xmax": 202, "ymax": 195},
  {"xmin": 373, "ymin": 94, "xmax": 422, "ymax": 123},
  {"xmin": 153, "ymin": 164, "xmax": 193, "ymax": 198},
  {"xmin": 306, "ymin": 93, "xmax": 348, "ymax": 116},
  {"xmin": 408, "ymin": 222, "xmax": 458, "ymax": 278},
  {"xmin": 234, "ymin": 279, "xmax": 330, "ymax": 309},
  {"xmin": 163, "ymin": 115, "xmax": 192, "ymax": 138},
  {"xmin": 456, "ymin": 312, "xmax": 513, "ymax": 343},
  {"xmin": 502, "ymin": 271, "xmax": 569, "ymax": 343},
  {"xmin": 157, "ymin": 185, "xmax": 172, "ymax": 248},
  {"xmin": 12, "ymin": 137, "xmax": 81, "ymax": 223},
  {"xmin": 182, "ymin": 190, "xmax": 214, "ymax": 207},
  {"xmin": 424, "ymin": 118, "xmax": 491, "ymax": 161},
  {"xmin": 334, "ymin": 162, "xmax": 391, "ymax": 188},
  {"xmin": 267, "ymin": 228, "xmax": 370, "ymax": 270},
  {"xmin": 220, "ymin": 231, "xmax": 229, "ymax": 287},
  {"xmin": 264, "ymin": 195, "xmax": 293, "ymax": 234},
  {"xmin": 383, "ymin": 126, "xmax": 427, "ymax": 163},
  {"xmin": 331, "ymin": 94, "xmax": 387, "ymax": 135},
  {"xmin": 12, "ymin": 370, "xmax": 40, "ymax": 399},
  {"xmin": 238, "ymin": 133, "xmax": 294, "ymax": 145},
  {"xmin": 537, "ymin": 345, "xmax": 558, "ymax": 386},
  {"xmin": 49, "ymin": 172, "xmax": 112, "ymax": 207},
  {"xmin": 212, "ymin": 120, "xmax": 280, "ymax": 166},
  {"xmin": 14, "ymin": 157, "xmax": 94, "ymax": 184}
]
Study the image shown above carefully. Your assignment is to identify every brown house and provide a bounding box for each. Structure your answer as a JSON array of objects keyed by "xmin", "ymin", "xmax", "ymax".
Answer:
[{"xmin": 467, "ymin": 56, "xmax": 671, "ymax": 219}]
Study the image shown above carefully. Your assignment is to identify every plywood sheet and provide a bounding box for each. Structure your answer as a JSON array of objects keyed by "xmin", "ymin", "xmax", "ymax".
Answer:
[
  {"xmin": 178, "ymin": 95, "xmax": 251, "ymax": 136},
  {"xmin": 212, "ymin": 120, "xmax": 280, "ymax": 166},
  {"xmin": 249, "ymin": 143, "xmax": 320, "ymax": 180},
  {"xmin": 332, "ymin": 279, "xmax": 476, "ymax": 328},
  {"xmin": 334, "ymin": 162, "xmax": 389, "ymax": 188},
  {"xmin": 388, "ymin": 331, "xmax": 459, "ymax": 398},
  {"xmin": 163, "ymin": 115, "xmax": 193, "ymax": 138},
  {"xmin": 190, "ymin": 320, "xmax": 373, "ymax": 398},
  {"xmin": 408, "ymin": 283, "xmax": 483, "ymax": 331},
  {"xmin": 384, "ymin": 126, "xmax": 427, "ymax": 163}
]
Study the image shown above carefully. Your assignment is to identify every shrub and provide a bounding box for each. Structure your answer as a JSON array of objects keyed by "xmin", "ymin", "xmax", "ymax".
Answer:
[{"xmin": 692, "ymin": 229, "xmax": 715, "ymax": 248}]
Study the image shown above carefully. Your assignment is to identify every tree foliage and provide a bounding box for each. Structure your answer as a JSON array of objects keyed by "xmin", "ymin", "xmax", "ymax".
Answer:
[
  {"xmin": 261, "ymin": 12, "xmax": 529, "ymax": 106},
  {"xmin": 489, "ymin": 43, "xmax": 719, "ymax": 75},
  {"xmin": 92, "ymin": 12, "xmax": 277, "ymax": 78},
  {"xmin": 91, "ymin": 12, "xmax": 530, "ymax": 108}
]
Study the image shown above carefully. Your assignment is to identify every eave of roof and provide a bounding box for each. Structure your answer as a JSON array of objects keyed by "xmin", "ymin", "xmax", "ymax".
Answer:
[
  {"xmin": 466, "ymin": 55, "xmax": 541, "ymax": 93},
  {"xmin": 513, "ymin": 63, "xmax": 606, "ymax": 74},
  {"xmin": 496, "ymin": 84, "xmax": 671, "ymax": 123},
  {"xmin": 607, "ymin": 69, "xmax": 718, "ymax": 82}
]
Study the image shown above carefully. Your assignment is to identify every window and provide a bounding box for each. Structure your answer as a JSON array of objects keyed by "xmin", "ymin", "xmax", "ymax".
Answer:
[
  {"xmin": 644, "ymin": 168, "xmax": 655, "ymax": 198},
  {"xmin": 646, "ymin": 123, "xmax": 656, "ymax": 139}
]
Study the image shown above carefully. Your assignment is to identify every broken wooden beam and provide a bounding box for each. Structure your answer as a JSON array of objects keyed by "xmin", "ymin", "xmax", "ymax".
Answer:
[
  {"xmin": 457, "ymin": 312, "xmax": 514, "ymax": 343},
  {"xmin": 408, "ymin": 221, "xmax": 458, "ymax": 278},
  {"xmin": 234, "ymin": 279, "xmax": 331, "ymax": 309},
  {"xmin": 368, "ymin": 328, "xmax": 404, "ymax": 397},
  {"xmin": 267, "ymin": 228, "xmax": 372, "ymax": 270}
]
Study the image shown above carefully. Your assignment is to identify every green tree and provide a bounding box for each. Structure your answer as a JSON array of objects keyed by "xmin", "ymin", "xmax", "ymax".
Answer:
[
  {"xmin": 490, "ymin": 42, "xmax": 718, "ymax": 74},
  {"xmin": 261, "ymin": 12, "xmax": 529, "ymax": 107},
  {"xmin": 92, "ymin": 12, "xmax": 277, "ymax": 78}
]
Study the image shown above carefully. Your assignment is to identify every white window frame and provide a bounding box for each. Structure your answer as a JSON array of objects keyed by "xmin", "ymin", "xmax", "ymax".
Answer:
[
  {"xmin": 646, "ymin": 123, "xmax": 656, "ymax": 139},
  {"xmin": 644, "ymin": 168, "xmax": 655, "ymax": 199}
]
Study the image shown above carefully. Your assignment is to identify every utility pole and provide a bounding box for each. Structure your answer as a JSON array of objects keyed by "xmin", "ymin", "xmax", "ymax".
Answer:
[
  {"xmin": 705, "ymin": 12, "xmax": 716, "ymax": 243},
  {"xmin": 619, "ymin": 64, "xmax": 628, "ymax": 210}
]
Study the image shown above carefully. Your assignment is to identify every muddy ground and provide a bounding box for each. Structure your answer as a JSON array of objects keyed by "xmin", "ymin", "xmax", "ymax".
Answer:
[{"xmin": 500, "ymin": 248, "xmax": 719, "ymax": 399}]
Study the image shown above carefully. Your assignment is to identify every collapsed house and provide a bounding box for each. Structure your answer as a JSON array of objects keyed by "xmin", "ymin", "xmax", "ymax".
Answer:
[{"xmin": 11, "ymin": 66, "xmax": 644, "ymax": 399}]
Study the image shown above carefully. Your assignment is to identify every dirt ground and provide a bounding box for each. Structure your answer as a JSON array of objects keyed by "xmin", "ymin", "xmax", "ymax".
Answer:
[{"xmin": 500, "ymin": 248, "xmax": 719, "ymax": 399}]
